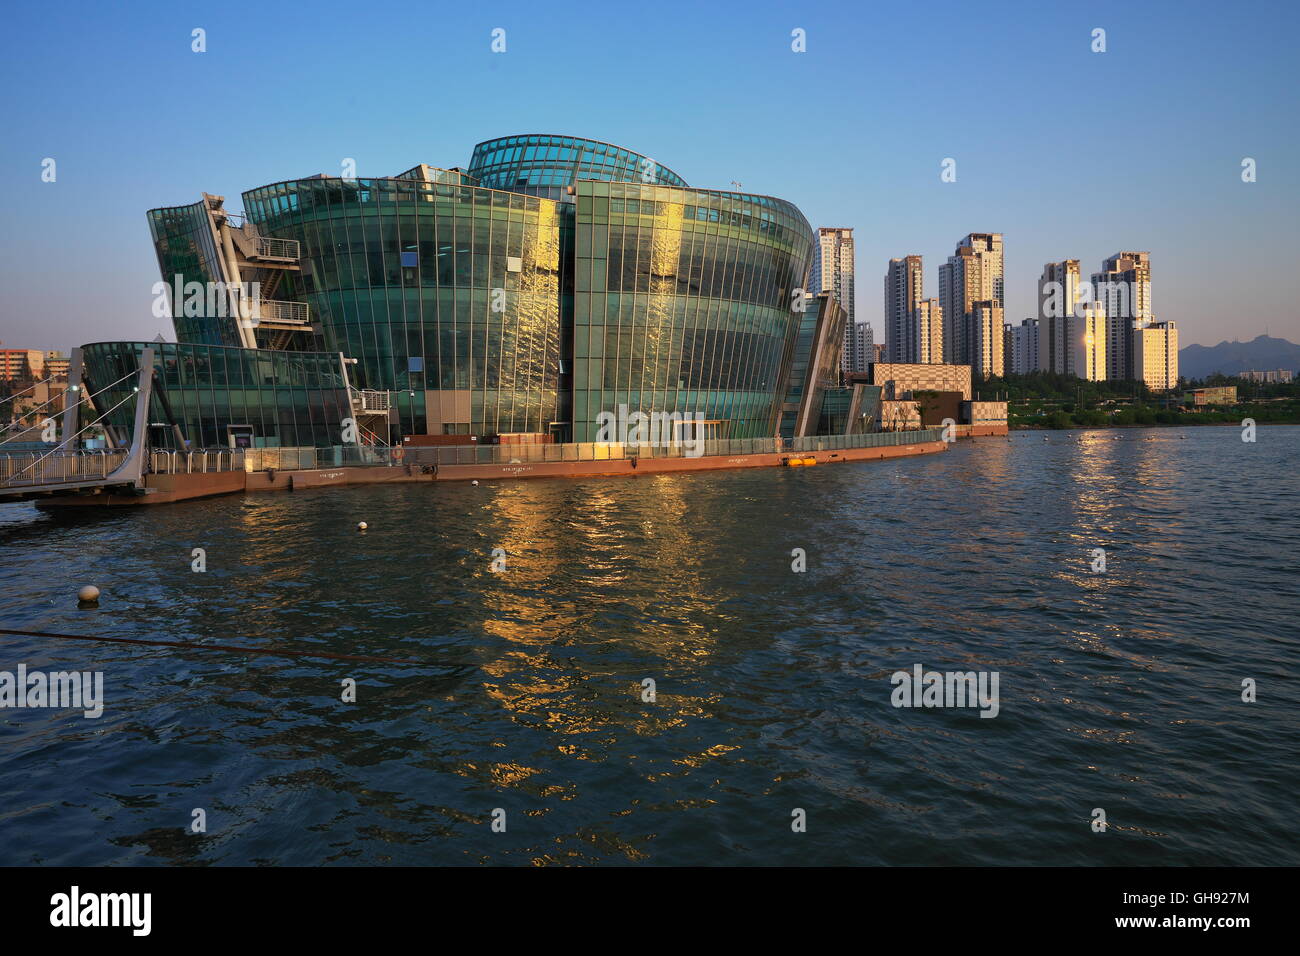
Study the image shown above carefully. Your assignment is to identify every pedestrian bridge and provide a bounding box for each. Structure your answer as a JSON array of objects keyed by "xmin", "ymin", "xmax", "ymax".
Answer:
[
  {"xmin": 0, "ymin": 347, "xmax": 159, "ymax": 502},
  {"xmin": 0, "ymin": 449, "xmax": 135, "ymax": 499}
]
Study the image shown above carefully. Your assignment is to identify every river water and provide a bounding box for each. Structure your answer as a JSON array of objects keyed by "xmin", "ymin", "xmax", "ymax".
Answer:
[{"xmin": 1, "ymin": 427, "xmax": 1296, "ymax": 865}]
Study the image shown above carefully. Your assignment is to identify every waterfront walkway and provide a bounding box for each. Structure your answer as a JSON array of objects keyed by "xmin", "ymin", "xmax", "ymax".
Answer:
[{"xmin": 21, "ymin": 428, "xmax": 960, "ymax": 508}]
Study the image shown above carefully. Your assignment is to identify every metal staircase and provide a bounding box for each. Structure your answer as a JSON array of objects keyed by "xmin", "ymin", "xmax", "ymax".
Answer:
[{"xmin": 202, "ymin": 194, "xmax": 316, "ymax": 351}]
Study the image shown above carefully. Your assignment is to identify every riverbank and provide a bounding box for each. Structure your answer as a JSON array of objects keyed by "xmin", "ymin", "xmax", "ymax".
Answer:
[
  {"xmin": 1010, "ymin": 419, "xmax": 1295, "ymax": 431},
  {"xmin": 1010, "ymin": 400, "xmax": 1300, "ymax": 429}
]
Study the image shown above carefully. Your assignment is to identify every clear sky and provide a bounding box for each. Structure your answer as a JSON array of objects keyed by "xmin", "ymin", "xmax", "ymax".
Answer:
[{"xmin": 1, "ymin": 0, "xmax": 1297, "ymax": 352}]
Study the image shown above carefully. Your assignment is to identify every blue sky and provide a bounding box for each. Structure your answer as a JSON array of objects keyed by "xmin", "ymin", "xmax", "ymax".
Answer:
[{"xmin": 2, "ymin": 0, "xmax": 1297, "ymax": 351}]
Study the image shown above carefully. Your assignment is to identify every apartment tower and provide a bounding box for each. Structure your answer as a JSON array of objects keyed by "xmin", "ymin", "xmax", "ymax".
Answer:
[
  {"xmin": 916, "ymin": 299, "xmax": 943, "ymax": 364},
  {"xmin": 884, "ymin": 255, "xmax": 923, "ymax": 363},
  {"xmin": 809, "ymin": 228, "xmax": 856, "ymax": 374},
  {"xmin": 1091, "ymin": 251, "xmax": 1152, "ymax": 381},
  {"xmin": 1037, "ymin": 260, "xmax": 1083, "ymax": 374},
  {"xmin": 1132, "ymin": 320, "xmax": 1179, "ymax": 391},
  {"xmin": 938, "ymin": 233, "xmax": 1004, "ymax": 369}
]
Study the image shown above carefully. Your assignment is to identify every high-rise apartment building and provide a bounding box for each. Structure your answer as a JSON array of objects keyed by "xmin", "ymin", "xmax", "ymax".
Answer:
[
  {"xmin": 938, "ymin": 233, "xmax": 1003, "ymax": 369},
  {"xmin": 1070, "ymin": 306, "xmax": 1108, "ymax": 381},
  {"xmin": 970, "ymin": 301, "xmax": 1005, "ymax": 377},
  {"xmin": 884, "ymin": 255, "xmax": 923, "ymax": 363},
  {"xmin": 1038, "ymin": 260, "xmax": 1083, "ymax": 374},
  {"xmin": 1092, "ymin": 252, "xmax": 1152, "ymax": 381},
  {"xmin": 1007, "ymin": 318, "xmax": 1040, "ymax": 375},
  {"xmin": 846, "ymin": 322, "xmax": 874, "ymax": 373},
  {"xmin": 1036, "ymin": 260, "xmax": 1108, "ymax": 380},
  {"xmin": 1132, "ymin": 320, "xmax": 1179, "ymax": 390},
  {"xmin": 809, "ymin": 228, "xmax": 856, "ymax": 373},
  {"xmin": 916, "ymin": 299, "xmax": 943, "ymax": 364}
]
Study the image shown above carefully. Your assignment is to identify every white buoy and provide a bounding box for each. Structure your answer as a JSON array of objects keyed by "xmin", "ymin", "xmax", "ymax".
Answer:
[
  {"xmin": 471, "ymin": 480, "xmax": 479, "ymax": 486},
  {"xmin": 78, "ymin": 585, "xmax": 100, "ymax": 603},
  {"xmin": 357, "ymin": 521, "xmax": 368, "ymax": 531}
]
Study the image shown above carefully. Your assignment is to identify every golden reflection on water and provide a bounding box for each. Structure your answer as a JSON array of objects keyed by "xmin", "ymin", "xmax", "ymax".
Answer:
[
  {"xmin": 460, "ymin": 473, "xmax": 735, "ymax": 813},
  {"xmin": 1029, "ymin": 431, "xmax": 1187, "ymax": 718}
]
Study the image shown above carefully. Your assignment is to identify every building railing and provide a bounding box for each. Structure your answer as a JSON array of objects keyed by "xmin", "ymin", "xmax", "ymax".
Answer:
[
  {"xmin": 355, "ymin": 390, "xmax": 392, "ymax": 413},
  {"xmin": 225, "ymin": 215, "xmax": 300, "ymax": 261},
  {"xmin": 236, "ymin": 428, "xmax": 944, "ymax": 473},
  {"xmin": 244, "ymin": 447, "xmax": 321, "ymax": 472},
  {"xmin": 149, "ymin": 448, "xmax": 246, "ymax": 475},
  {"xmin": 789, "ymin": 428, "xmax": 943, "ymax": 451},
  {"xmin": 1, "ymin": 428, "xmax": 945, "ymax": 489},
  {"xmin": 255, "ymin": 299, "xmax": 310, "ymax": 324},
  {"xmin": 252, "ymin": 235, "xmax": 300, "ymax": 261}
]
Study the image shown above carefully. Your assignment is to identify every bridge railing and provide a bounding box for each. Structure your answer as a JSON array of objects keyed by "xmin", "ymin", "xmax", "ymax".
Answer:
[
  {"xmin": 0, "ymin": 448, "xmax": 253, "ymax": 490},
  {"xmin": 0, "ymin": 449, "xmax": 130, "ymax": 487}
]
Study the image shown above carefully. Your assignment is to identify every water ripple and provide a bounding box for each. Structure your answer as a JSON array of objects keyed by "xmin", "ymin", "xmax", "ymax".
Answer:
[{"xmin": 0, "ymin": 426, "xmax": 1296, "ymax": 864}]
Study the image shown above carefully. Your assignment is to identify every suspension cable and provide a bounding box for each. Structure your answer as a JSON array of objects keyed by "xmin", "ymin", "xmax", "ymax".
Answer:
[
  {"xmin": 0, "ymin": 366, "xmax": 140, "ymax": 448},
  {"xmin": 0, "ymin": 375, "xmax": 57, "ymax": 408},
  {"xmin": 0, "ymin": 389, "xmax": 72, "ymax": 440},
  {"xmin": 7, "ymin": 386, "xmax": 145, "ymax": 482}
]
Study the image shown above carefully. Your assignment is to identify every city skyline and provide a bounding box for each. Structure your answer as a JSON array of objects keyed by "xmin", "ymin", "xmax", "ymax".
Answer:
[{"xmin": 2, "ymin": 0, "xmax": 1297, "ymax": 353}]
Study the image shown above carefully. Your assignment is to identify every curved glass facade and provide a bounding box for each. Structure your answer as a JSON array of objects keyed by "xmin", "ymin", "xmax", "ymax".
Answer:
[
  {"xmin": 469, "ymin": 134, "xmax": 687, "ymax": 198},
  {"xmin": 243, "ymin": 176, "xmax": 565, "ymax": 438},
  {"xmin": 572, "ymin": 181, "xmax": 812, "ymax": 440},
  {"xmin": 115, "ymin": 133, "xmax": 820, "ymax": 447}
]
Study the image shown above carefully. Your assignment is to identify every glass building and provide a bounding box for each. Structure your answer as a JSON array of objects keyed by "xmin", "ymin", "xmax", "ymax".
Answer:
[
  {"xmin": 148, "ymin": 201, "xmax": 240, "ymax": 347},
  {"xmin": 87, "ymin": 135, "xmax": 833, "ymax": 449},
  {"xmin": 242, "ymin": 172, "xmax": 565, "ymax": 439},
  {"xmin": 469, "ymin": 134, "xmax": 687, "ymax": 199},
  {"xmin": 777, "ymin": 292, "xmax": 848, "ymax": 439},
  {"xmin": 82, "ymin": 341, "xmax": 350, "ymax": 449}
]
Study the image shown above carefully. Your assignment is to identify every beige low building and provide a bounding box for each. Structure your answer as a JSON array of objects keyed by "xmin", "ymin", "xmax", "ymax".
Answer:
[
  {"xmin": 868, "ymin": 362, "xmax": 972, "ymax": 401},
  {"xmin": 1, "ymin": 381, "xmax": 67, "ymax": 436},
  {"xmin": 962, "ymin": 400, "xmax": 1008, "ymax": 425},
  {"xmin": 1184, "ymin": 386, "xmax": 1237, "ymax": 406},
  {"xmin": 44, "ymin": 352, "xmax": 70, "ymax": 378},
  {"xmin": 879, "ymin": 399, "xmax": 921, "ymax": 430}
]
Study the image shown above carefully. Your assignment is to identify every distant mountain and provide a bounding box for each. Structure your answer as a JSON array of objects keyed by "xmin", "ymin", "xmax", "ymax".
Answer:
[{"xmin": 1179, "ymin": 334, "xmax": 1300, "ymax": 380}]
